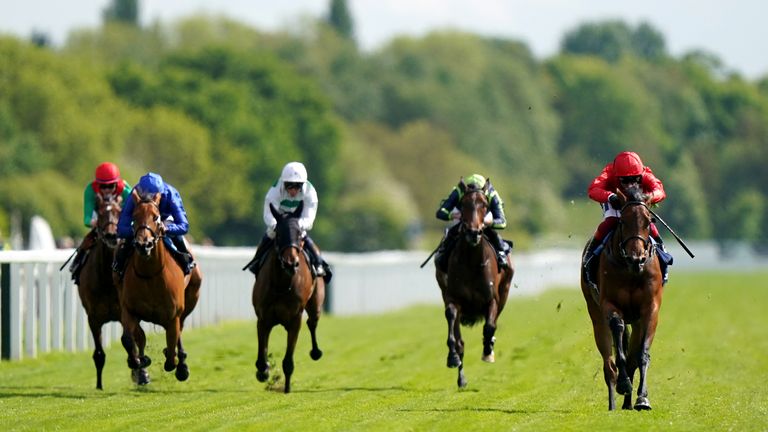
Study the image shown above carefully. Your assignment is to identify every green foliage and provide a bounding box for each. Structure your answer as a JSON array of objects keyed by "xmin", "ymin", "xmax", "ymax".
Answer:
[
  {"xmin": 326, "ymin": 0, "xmax": 355, "ymax": 42},
  {"xmin": 102, "ymin": 0, "xmax": 139, "ymax": 26},
  {"xmin": 561, "ymin": 20, "xmax": 667, "ymax": 63}
]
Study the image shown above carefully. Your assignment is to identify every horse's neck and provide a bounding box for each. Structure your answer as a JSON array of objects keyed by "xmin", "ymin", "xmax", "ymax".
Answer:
[
  {"xmin": 133, "ymin": 240, "xmax": 170, "ymax": 275},
  {"xmin": 455, "ymin": 236, "xmax": 494, "ymax": 265}
]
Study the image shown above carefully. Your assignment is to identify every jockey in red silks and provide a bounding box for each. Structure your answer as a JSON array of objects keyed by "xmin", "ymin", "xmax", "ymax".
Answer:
[
  {"xmin": 70, "ymin": 162, "xmax": 132, "ymax": 284},
  {"xmin": 583, "ymin": 151, "xmax": 670, "ymax": 289}
]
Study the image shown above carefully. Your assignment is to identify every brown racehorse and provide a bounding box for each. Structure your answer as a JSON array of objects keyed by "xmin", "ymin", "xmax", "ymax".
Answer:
[
  {"xmin": 76, "ymin": 193, "xmax": 139, "ymax": 389},
  {"xmin": 435, "ymin": 179, "xmax": 514, "ymax": 388},
  {"xmin": 252, "ymin": 202, "xmax": 324, "ymax": 393},
  {"xmin": 580, "ymin": 184, "xmax": 664, "ymax": 410},
  {"xmin": 118, "ymin": 189, "xmax": 202, "ymax": 384}
]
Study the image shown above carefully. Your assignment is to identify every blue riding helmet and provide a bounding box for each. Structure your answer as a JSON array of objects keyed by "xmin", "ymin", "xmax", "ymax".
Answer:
[{"xmin": 137, "ymin": 172, "xmax": 164, "ymax": 194}]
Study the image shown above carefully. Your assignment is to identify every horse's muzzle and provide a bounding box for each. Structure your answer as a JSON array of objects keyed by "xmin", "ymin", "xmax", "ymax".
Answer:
[{"xmin": 464, "ymin": 229, "xmax": 483, "ymax": 246}]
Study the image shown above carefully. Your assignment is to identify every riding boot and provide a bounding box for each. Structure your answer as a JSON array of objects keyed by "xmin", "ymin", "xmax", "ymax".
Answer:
[
  {"xmin": 304, "ymin": 236, "xmax": 332, "ymax": 284},
  {"xmin": 70, "ymin": 230, "xmax": 98, "ymax": 284},
  {"xmin": 171, "ymin": 236, "xmax": 195, "ymax": 275},
  {"xmin": 583, "ymin": 236, "xmax": 601, "ymax": 293},
  {"xmin": 112, "ymin": 241, "xmax": 133, "ymax": 279},
  {"xmin": 484, "ymin": 228, "xmax": 508, "ymax": 268},
  {"xmin": 435, "ymin": 224, "xmax": 461, "ymax": 272},
  {"xmin": 245, "ymin": 234, "xmax": 273, "ymax": 277}
]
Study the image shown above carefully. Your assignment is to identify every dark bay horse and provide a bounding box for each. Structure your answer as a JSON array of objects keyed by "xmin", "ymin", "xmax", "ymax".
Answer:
[
  {"xmin": 118, "ymin": 189, "xmax": 202, "ymax": 384},
  {"xmin": 252, "ymin": 202, "xmax": 324, "ymax": 393},
  {"xmin": 76, "ymin": 193, "xmax": 132, "ymax": 389},
  {"xmin": 580, "ymin": 185, "xmax": 664, "ymax": 410},
  {"xmin": 435, "ymin": 179, "xmax": 514, "ymax": 388}
]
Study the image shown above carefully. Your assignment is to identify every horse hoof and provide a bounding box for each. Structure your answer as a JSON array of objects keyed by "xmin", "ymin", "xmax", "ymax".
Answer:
[
  {"xmin": 447, "ymin": 353, "xmax": 461, "ymax": 368},
  {"xmin": 132, "ymin": 368, "xmax": 150, "ymax": 385},
  {"xmin": 481, "ymin": 351, "xmax": 495, "ymax": 363},
  {"xmin": 164, "ymin": 359, "xmax": 176, "ymax": 372},
  {"xmin": 310, "ymin": 349, "xmax": 323, "ymax": 361},
  {"xmin": 616, "ymin": 378, "xmax": 633, "ymax": 395},
  {"xmin": 140, "ymin": 355, "xmax": 152, "ymax": 368},
  {"xmin": 175, "ymin": 364, "xmax": 190, "ymax": 381},
  {"xmin": 634, "ymin": 397, "xmax": 652, "ymax": 411},
  {"xmin": 457, "ymin": 375, "xmax": 468, "ymax": 388},
  {"xmin": 256, "ymin": 369, "xmax": 270, "ymax": 383}
]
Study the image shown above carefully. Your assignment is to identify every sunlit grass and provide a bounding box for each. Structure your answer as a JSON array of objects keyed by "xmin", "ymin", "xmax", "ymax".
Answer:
[{"xmin": 1, "ymin": 271, "xmax": 766, "ymax": 431}]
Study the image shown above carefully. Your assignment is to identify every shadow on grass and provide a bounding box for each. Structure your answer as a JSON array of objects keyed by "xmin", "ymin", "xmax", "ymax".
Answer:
[{"xmin": 398, "ymin": 407, "xmax": 574, "ymax": 415}]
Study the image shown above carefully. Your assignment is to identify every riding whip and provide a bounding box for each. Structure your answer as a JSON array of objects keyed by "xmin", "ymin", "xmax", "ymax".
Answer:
[
  {"xmin": 420, "ymin": 245, "xmax": 440, "ymax": 268},
  {"xmin": 648, "ymin": 208, "xmax": 695, "ymax": 258},
  {"xmin": 59, "ymin": 248, "xmax": 78, "ymax": 271}
]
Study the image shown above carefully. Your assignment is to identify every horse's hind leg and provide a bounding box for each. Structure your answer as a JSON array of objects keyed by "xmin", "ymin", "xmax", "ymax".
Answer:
[
  {"xmin": 255, "ymin": 319, "xmax": 273, "ymax": 383},
  {"xmin": 282, "ymin": 316, "xmax": 302, "ymax": 393},
  {"xmin": 88, "ymin": 319, "xmax": 106, "ymax": 390},
  {"xmin": 305, "ymin": 281, "xmax": 324, "ymax": 361}
]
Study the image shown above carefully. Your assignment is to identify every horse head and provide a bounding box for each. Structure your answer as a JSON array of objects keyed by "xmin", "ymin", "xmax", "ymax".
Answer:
[
  {"xmin": 270, "ymin": 201, "xmax": 304, "ymax": 276},
  {"xmin": 458, "ymin": 178, "xmax": 489, "ymax": 246},
  {"xmin": 615, "ymin": 185, "xmax": 653, "ymax": 273},
  {"xmin": 95, "ymin": 193, "xmax": 122, "ymax": 248},
  {"xmin": 130, "ymin": 189, "xmax": 164, "ymax": 257}
]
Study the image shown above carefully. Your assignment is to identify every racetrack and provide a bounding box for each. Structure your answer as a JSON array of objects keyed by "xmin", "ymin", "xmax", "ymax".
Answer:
[{"xmin": 1, "ymin": 271, "xmax": 766, "ymax": 431}]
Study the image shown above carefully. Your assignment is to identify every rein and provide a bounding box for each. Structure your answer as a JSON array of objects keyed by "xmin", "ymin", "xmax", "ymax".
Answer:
[{"xmin": 613, "ymin": 200, "xmax": 654, "ymax": 266}]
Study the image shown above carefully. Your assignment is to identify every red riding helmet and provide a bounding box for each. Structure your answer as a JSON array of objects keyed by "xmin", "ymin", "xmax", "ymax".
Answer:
[
  {"xmin": 94, "ymin": 162, "xmax": 121, "ymax": 184},
  {"xmin": 613, "ymin": 152, "xmax": 644, "ymax": 177}
]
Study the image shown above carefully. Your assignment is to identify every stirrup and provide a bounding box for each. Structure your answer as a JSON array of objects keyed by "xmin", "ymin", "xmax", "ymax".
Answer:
[{"xmin": 497, "ymin": 252, "xmax": 508, "ymax": 268}]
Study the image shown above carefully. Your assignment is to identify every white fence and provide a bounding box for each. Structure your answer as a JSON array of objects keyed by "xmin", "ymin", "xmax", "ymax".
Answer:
[{"xmin": 21, "ymin": 243, "xmax": 757, "ymax": 361}]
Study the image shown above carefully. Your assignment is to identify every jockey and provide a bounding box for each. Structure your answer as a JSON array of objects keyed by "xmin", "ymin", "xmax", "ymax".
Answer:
[
  {"xmin": 583, "ymin": 151, "xmax": 670, "ymax": 289},
  {"xmin": 244, "ymin": 161, "xmax": 332, "ymax": 283},
  {"xmin": 112, "ymin": 172, "xmax": 195, "ymax": 277},
  {"xmin": 434, "ymin": 174, "xmax": 511, "ymax": 271},
  {"xmin": 70, "ymin": 162, "xmax": 132, "ymax": 284}
]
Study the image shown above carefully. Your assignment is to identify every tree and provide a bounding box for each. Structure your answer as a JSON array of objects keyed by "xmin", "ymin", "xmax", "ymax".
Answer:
[
  {"xmin": 103, "ymin": 0, "xmax": 139, "ymax": 26},
  {"xmin": 561, "ymin": 20, "xmax": 667, "ymax": 63},
  {"xmin": 327, "ymin": 0, "xmax": 355, "ymax": 42}
]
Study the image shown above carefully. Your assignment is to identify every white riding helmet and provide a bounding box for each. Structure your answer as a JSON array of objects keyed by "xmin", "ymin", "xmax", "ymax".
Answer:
[{"xmin": 281, "ymin": 161, "xmax": 308, "ymax": 183}]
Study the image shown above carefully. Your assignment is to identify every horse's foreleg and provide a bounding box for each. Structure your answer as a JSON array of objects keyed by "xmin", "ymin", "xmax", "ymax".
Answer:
[
  {"xmin": 282, "ymin": 316, "xmax": 302, "ymax": 393},
  {"xmin": 120, "ymin": 310, "xmax": 142, "ymax": 370},
  {"xmin": 133, "ymin": 325, "xmax": 150, "ymax": 385},
  {"xmin": 255, "ymin": 318, "xmax": 272, "ymax": 383},
  {"xmin": 482, "ymin": 299, "xmax": 499, "ymax": 363},
  {"xmin": 455, "ymin": 320, "xmax": 467, "ymax": 388},
  {"xmin": 633, "ymin": 314, "xmax": 659, "ymax": 411},
  {"xmin": 444, "ymin": 303, "xmax": 461, "ymax": 368},
  {"xmin": 163, "ymin": 318, "xmax": 180, "ymax": 373},
  {"xmin": 175, "ymin": 338, "xmax": 190, "ymax": 382},
  {"xmin": 87, "ymin": 318, "xmax": 106, "ymax": 390},
  {"xmin": 608, "ymin": 312, "xmax": 633, "ymax": 398},
  {"xmin": 306, "ymin": 282, "xmax": 324, "ymax": 361}
]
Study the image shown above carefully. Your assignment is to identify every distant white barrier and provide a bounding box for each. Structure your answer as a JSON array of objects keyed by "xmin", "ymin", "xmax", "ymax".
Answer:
[
  {"xmin": 0, "ymin": 247, "xmax": 586, "ymax": 361},
  {"xmin": 15, "ymin": 241, "xmax": 761, "ymax": 361}
]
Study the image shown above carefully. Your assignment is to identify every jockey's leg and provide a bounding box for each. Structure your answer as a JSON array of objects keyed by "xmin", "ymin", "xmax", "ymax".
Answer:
[
  {"xmin": 484, "ymin": 228, "xmax": 508, "ymax": 268},
  {"xmin": 170, "ymin": 235, "xmax": 194, "ymax": 275},
  {"xmin": 436, "ymin": 223, "xmax": 461, "ymax": 272},
  {"xmin": 71, "ymin": 229, "xmax": 98, "ymax": 284},
  {"xmin": 112, "ymin": 239, "xmax": 134, "ymax": 279},
  {"xmin": 650, "ymin": 222, "xmax": 671, "ymax": 284},
  {"xmin": 245, "ymin": 234, "xmax": 273, "ymax": 276},
  {"xmin": 584, "ymin": 212, "xmax": 619, "ymax": 290},
  {"xmin": 304, "ymin": 236, "xmax": 332, "ymax": 283}
]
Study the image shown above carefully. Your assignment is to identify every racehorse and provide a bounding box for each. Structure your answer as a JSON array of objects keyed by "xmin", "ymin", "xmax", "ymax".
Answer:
[
  {"xmin": 76, "ymin": 193, "xmax": 142, "ymax": 389},
  {"xmin": 118, "ymin": 189, "xmax": 202, "ymax": 384},
  {"xmin": 580, "ymin": 184, "xmax": 664, "ymax": 410},
  {"xmin": 435, "ymin": 179, "xmax": 514, "ymax": 388},
  {"xmin": 252, "ymin": 202, "xmax": 324, "ymax": 393}
]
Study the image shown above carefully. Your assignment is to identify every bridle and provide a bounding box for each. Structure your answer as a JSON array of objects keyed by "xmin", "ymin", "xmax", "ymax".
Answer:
[
  {"xmin": 132, "ymin": 198, "xmax": 163, "ymax": 254},
  {"xmin": 615, "ymin": 200, "xmax": 654, "ymax": 268},
  {"xmin": 460, "ymin": 189, "xmax": 488, "ymax": 245},
  {"xmin": 95, "ymin": 196, "xmax": 121, "ymax": 248},
  {"xmin": 275, "ymin": 219, "xmax": 303, "ymax": 276}
]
